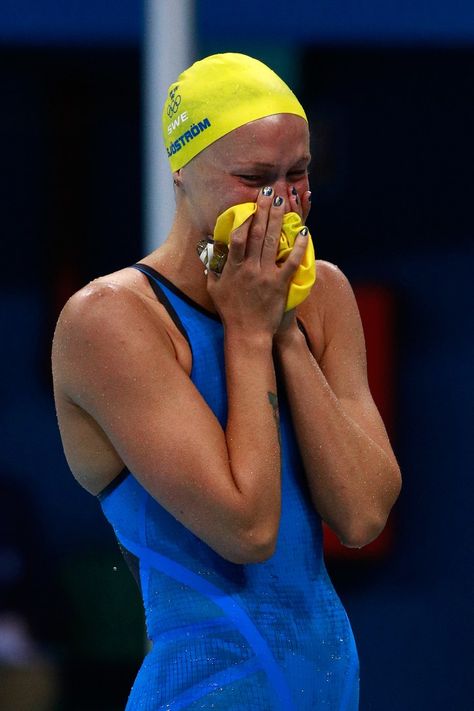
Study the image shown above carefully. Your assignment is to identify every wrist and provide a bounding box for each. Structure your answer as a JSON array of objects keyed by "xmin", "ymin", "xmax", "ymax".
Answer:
[
  {"xmin": 224, "ymin": 326, "xmax": 274, "ymax": 352},
  {"xmin": 274, "ymin": 321, "xmax": 306, "ymax": 352}
]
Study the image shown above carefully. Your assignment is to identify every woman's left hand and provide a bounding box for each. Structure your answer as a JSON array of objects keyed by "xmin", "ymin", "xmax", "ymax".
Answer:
[
  {"xmin": 288, "ymin": 185, "xmax": 311, "ymax": 225},
  {"xmin": 274, "ymin": 185, "xmax": 312, "ymax": 339}
]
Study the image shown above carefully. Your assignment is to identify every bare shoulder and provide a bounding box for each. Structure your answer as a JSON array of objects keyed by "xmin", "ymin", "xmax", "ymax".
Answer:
[
  {"xmin": 55, "ymin": 267, "xmax": 156, "ymax": 339},
  {"xmin": 311, "ymin": 259, "xmax": 355, "ymax": 306},
  {"xmin": 51, "ymin": 267, "xmax": 193, "ymax": 494},
  {"xmin": 296, "ymin": 260, "xmax": 361, "ymax": 359},
  {"xmin": 53, "ymin": 267, "xmax": 190, "ymax": 391},
  {"xmin": 56, "ymin": 271, "xmax": 147, "ymax": 340}
]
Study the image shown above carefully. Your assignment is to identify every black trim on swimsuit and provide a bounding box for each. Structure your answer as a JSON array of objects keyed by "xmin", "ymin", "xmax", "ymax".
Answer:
[
  {"xmin": 132, "ymin": 262, "xmax": 221, "ymax": 323},
  {"xmin": 131, "ymin": 263, "xmax": 193, "ymax": 346},
  {"xmin": 297, "ymin": 318, "xmax": 312, "ymax": 350},
  {"xmin": 118, "ymin": 541, "xmax": 142, "ymax": 592},
  {"xmin": 97, "ymin": 467, "xmax": 129, "ymax": 501}
]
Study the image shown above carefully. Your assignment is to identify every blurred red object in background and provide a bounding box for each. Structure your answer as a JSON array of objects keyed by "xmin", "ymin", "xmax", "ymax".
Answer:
[{"xmin": 324, "ymin": 284, "xmax": 397, "ymax": 560}]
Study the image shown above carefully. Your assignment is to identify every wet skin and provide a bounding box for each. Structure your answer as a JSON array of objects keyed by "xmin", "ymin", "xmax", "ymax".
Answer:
[{"xmin": 52, "ymin": 113, "xmax": 401, "ymax": 560}]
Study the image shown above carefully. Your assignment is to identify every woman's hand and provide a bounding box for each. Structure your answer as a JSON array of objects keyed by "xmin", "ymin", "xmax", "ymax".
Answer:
[
  {"xmin": 273, "ymin": 184, "xmax": 312, "ymax": 341},
  {"xmin": 207, "ymin": 186, "xmax": 309, "ymax": 337},
  {"xmin": 288, "ymin": 184, "xmax": 312, "ymax": 225}
]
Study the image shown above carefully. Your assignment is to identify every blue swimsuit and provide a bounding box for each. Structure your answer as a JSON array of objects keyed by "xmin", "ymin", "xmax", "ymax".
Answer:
[{"xmin": 98, "ymin": 264, "xmax": 359, "ymax": 710}]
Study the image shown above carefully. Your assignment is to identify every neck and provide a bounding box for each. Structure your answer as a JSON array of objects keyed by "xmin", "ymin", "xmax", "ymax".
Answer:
[{"xmin": 142, "ymin": 211, "xmax": 216, "ymax": 313}]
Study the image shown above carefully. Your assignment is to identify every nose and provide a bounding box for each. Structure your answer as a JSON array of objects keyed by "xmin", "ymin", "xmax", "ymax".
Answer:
[{"xmin": 272, "ymin": 178, "xmax": 292, "ymax": 209}]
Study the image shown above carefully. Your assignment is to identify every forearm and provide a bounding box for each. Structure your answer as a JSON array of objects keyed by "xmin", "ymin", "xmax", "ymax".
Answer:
[
  {"xmin": 275, "ymin": 327, "xmax": 401, "ymax": 547},
  {"xmin": 223, "ymin": 328, "xmax": 282, "ymax": 546}
]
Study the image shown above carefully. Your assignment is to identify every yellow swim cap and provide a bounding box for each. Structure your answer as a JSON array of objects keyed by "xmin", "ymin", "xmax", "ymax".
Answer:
[{"xmin": 162, "ymin": 53, "xmax": 307, "ymax": 172}]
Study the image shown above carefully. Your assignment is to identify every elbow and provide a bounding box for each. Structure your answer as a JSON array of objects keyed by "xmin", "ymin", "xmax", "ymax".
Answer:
[
  {"xmin": 340, "ymin": 503, "xmax": 399, "ymax": 549},
  {"xmin": 243, "ymin": 531, "xmax": 278, "ymax": 564},
  {"xmin": 223, "ymin": 523, "xmax": 278, "ymax": 565},
  {"xmin": 342, "ymin": 465, "xmax": 402, "ymax": 549},
  {"xmin": 340, "ymin": 514, "xmax": 388, "ymax": 549}
]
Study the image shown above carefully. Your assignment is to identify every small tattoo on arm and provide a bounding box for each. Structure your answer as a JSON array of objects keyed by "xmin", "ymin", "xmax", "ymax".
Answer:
[{"xmin": 267, "ymin": 391, "xmax": 281, "ymax": 448}]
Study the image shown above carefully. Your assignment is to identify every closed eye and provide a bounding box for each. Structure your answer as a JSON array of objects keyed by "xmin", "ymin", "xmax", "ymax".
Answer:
[
  {"xmin": 288, "ymin": 169, "xmax": 309, "ymax": 179},
  {"xmin": 236, "ymin": 175, "xmax": 264, "ymax": 182}
]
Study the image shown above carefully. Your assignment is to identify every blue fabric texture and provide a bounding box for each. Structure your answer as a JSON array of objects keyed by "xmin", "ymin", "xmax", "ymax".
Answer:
[{"xmin": 99, "ymin": 266, "xmax": 359, "ymax": 710}]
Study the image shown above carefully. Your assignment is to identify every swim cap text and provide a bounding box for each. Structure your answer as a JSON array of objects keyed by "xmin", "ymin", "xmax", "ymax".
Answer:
[
  {"xmin": 166, "ymin": 118, "xmax": 211, "ymax": 157},
  {"xmin": 167, "ymin": 111, "xmax": 189, "ymax": 134}
]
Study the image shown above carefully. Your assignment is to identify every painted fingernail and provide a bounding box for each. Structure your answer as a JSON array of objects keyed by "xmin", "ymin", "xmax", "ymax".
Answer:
[
  {"xmin": 273, "ymin": 195, "xmax": 283, "ymax": 207},
  {"xmin": 299, "ymin": 227, "xmax": 309, "ymax": 237},
  {"xmin": 262, "ymin": 186, "xmax": 273, "ymax": 197},
  {"xmin": 307, "ymin": 191, "xmax": 312, "ymax": 203},
  {"xmin": 291, "ymin": 186, "xmax": 298, "ymax": 196}
]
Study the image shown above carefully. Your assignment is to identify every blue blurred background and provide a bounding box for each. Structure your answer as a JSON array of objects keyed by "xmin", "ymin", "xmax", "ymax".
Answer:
[{"xmin": 1, "ymin": 2, "xmax": 473, "ymax": 709}]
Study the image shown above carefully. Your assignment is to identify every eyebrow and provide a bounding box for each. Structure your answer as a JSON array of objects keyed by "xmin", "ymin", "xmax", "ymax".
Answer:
[{"xmin": 232, "ymin": 156, "xmax": 312, "ymax": 170}]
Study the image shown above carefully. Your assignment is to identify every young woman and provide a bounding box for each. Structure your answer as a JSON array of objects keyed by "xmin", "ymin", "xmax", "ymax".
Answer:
[{"xmin": 52, "ymin": 53, "xmax": 401, "ymax": 710}]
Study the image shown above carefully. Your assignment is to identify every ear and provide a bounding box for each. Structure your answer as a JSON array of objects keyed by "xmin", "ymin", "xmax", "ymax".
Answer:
[{"xmin": 172, "ymin": 169, "xmax": 183, "ymax": 189}]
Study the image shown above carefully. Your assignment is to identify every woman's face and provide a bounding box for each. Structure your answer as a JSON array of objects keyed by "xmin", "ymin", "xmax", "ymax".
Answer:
[{"xmin": 177, "ymin": 114, "xmax": 311, "ymax": 236}]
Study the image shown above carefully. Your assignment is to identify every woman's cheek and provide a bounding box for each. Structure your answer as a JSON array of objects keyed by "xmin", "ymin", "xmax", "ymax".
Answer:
[
  {"xmin": 222, "ymin": 186, "xmax": 259, "ymax": 211},
  {"xmin": 298, "ymin": 175, "xmax": 310, "ymax": 194}
]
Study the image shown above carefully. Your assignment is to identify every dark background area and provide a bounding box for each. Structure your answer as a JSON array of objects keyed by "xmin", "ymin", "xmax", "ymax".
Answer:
[{"xmin": 1, "ymin": 4, "xmax": 473, "ymax": 710}]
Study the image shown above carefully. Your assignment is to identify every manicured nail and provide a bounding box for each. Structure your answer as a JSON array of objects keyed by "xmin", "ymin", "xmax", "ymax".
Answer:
[
  {"xmin": 291, "ymin": 186, "xmax": 298, "ymax": 196},
  {"xmin": 299, "ymin": 227, "xmax": 309, "ymax": 237},
  {"xmin": 273, "ymin": 195, "xmax": 283, "ymax": 207},
  {"xmin": 262, "ymin": 186, "xmax": 273, "ymax": 197},
  {"xmin": 307, "ymin": 191, "xmax": 312, "ymax": 203}
]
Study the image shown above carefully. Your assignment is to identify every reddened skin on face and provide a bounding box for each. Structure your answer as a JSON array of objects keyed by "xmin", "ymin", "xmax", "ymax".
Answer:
[{"xmin": 176, "ymin": 114, "xmax": 311, "ymax": 237}]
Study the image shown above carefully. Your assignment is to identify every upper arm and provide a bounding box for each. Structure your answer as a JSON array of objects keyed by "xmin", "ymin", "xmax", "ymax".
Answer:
[
  {"xmin": 300, "ymin": 261, "xmax": 397, "ymax": 461},
  {"xmin": 52, "ymin": 282, "xmax": 247, "ymax": 557}
]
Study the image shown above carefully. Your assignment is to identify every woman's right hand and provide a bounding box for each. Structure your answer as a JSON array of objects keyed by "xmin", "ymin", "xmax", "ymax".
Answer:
[{"xmin": 206, "ymin": 186, "xmax": 309, "ymax": 336}]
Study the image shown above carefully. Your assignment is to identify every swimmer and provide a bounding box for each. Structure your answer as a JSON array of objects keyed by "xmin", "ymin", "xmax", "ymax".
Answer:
[{"xmin": 52, "ymin": 53, "xmax": 401, "ymax": 710}]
